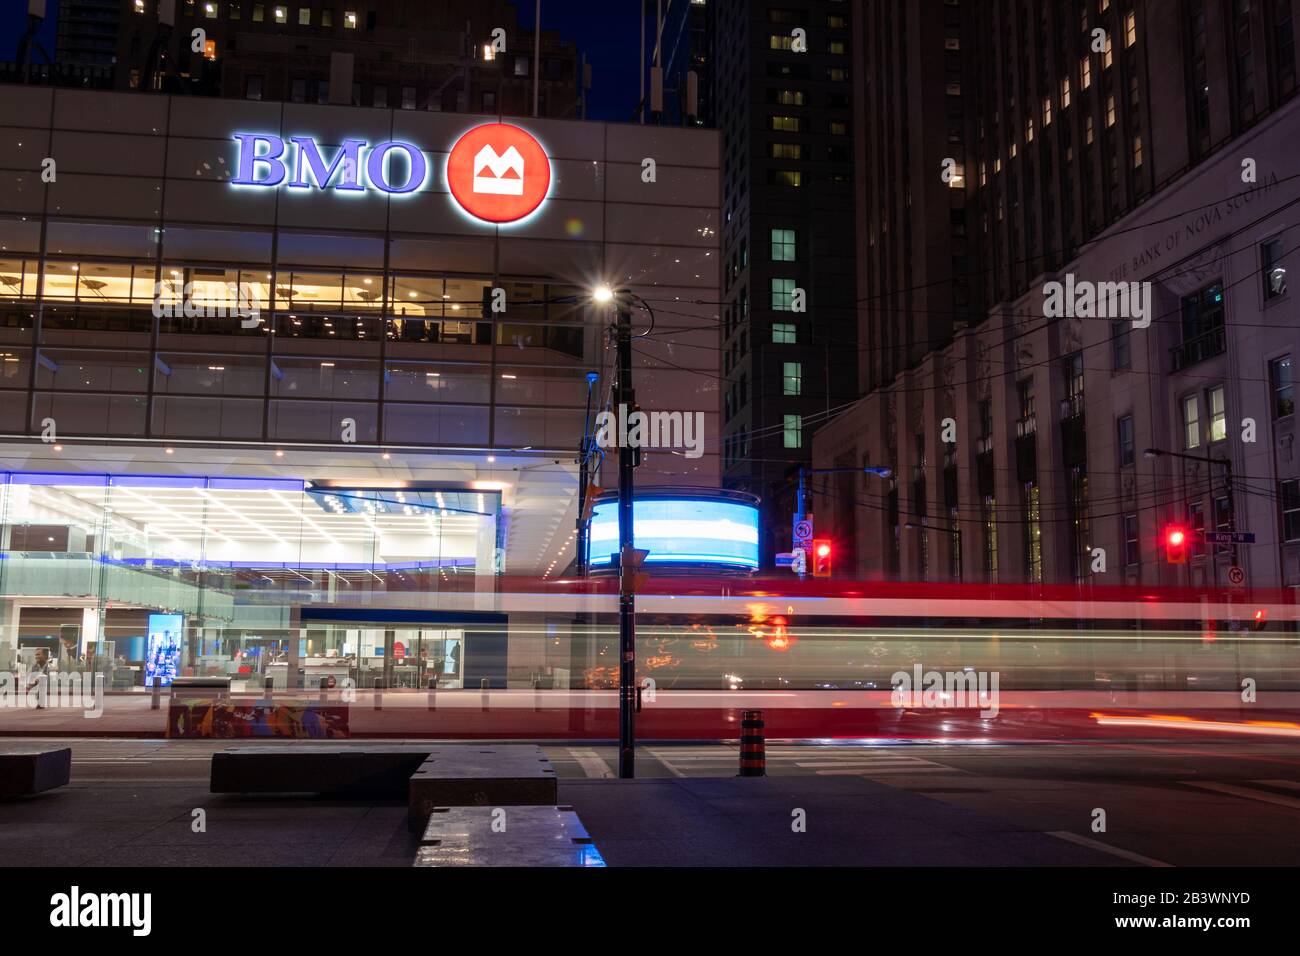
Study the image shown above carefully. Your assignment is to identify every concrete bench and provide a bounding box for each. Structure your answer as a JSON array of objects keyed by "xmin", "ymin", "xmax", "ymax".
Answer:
[
  {"xmin": 211, "ymin": 745, "xmax": 435, "ymax": 795},
  {"xmin": 408, "ymin": 745, "xmax": 558, "ymax": 831},
  {"xmin": 414, "ymin": 805, "xmax": 605, "ymax": 867},
  {"xmin": 171, "ymin": 677, "xmax": 231, "ymax": 697},
  {"xmin": 0, "ymin": 748, "xmax": 72, "ymax": 798}
]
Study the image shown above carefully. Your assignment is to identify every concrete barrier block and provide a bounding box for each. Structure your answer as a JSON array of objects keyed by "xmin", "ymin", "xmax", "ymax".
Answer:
[
  {"xmin": 413, "ymin": 805, "xmax": 605, "ymax": 867},
  {"xmin": 0, "ymin": 747, "xmax": 72, "ymax": 798},
  {"xmin": 408, "ymin": 745, "xmax": 558, "ymax": 830}
]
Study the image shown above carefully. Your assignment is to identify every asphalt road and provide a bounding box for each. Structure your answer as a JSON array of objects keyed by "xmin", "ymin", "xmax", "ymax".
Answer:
[{"xmin": 3, "ymin": 738, "xmax": 1299, "ymax": 866}]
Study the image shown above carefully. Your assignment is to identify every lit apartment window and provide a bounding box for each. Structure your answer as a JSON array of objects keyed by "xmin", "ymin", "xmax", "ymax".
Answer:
[
  {"xmin": 771, "ymin": 170, "xmax": 803, "ymax": 186},
  {"xmin": 783, "ymin": 414, "xmax": 803, "ymax": 448},
  {"xmin": 773, "ymin": 89, "xmax": 804, "ymax": 105},
  {"xmin": 1183, "ymin": 394, "xmax": 1201, "ymax": 449},
  {"xmin": 299, "ymin": 7, "xmax": 311, "ymax": 25},
  {"xmin": 771, "ymin": 228, "xmax": 796, "ymax": 261},
  {"xmin": 1081, "ymin": 55, "xmax": 1092, "ymax": 89},
  {"xmin": 203, "ymin": 2, "xmax": 217, "ymax": 18},
  {"xmin": 252, "ymin": 3, "xmax": 264, "ymax": 21},
  {"xmin": 1272, "ymin": 355, "xmax": 1294, "ymax": 417},
  {"xmin": 771, "ymin": 278, "xmax": 796, "ymax": 311},
  {"xmin": 321, "ymin": 9, "xmax": 330, "ymax": 26},
  {"xmin": 829, "ymin": 120, "xmax": 847, "ymax": 135},
  {"xmin": 770, "ymin": 34, "xmax": 795, "ymax": 51},
  {"xmin": 829, "ymin": 41, "xmax": 846, "ymax": 54},
  {"xmin": 229, "ymin": 1, "xmax": 241, "ymax": 17},
  {"xmin": 772, "ymin": 323, "xmax": 796, "ymax": 344},
  {"xmin": 770, "ymin": 115, "xmax": 801, "ymax": 132},
  {"xmin": 1208, "ymin": 385, "xmax": 1227, "ymax": 442},
  {"xmin": 1125, "ymin": 10, "xmax": 1137, "ymax": 46},
  {"xmin": 770, "ymin": 143, "xmax": 803, "ymax": 160},
  {"xmin": 204, "ymin": 39, "xmax": 217, "ymax": 59},
  {"xmin": 1262, "ymin": 238, "xmax": 1288, "ymax": 299},
  {"xmin": 828, "ymin": 14, "xmax": 847, "ymax": 27},
  {"xmin": 783, "ymin": 362, "xmax": 802, "ymax": 396},
  {"xmin": 274, "ymin": 5, "xmax": 286, "ymax": 23},
  {"xmin": 134, "ymin": 0, "xmax": 144, "ymax": 11},
  {"xmin": 345, "ymin": 10, "xmax": 357, "ymax": 28},
  {"xmin": 1061, "ymin": 76, "xmax": 1071, "ymax": 108},
  {"xmin": 827, "ymin": 68, "xmax": 848, "ymax": 82}
]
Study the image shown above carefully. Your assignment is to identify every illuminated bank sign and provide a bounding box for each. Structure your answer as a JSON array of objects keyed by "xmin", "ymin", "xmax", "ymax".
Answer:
[{"xmin": 230, "ymin": 122, "xmax": 551, "ymax": 223}]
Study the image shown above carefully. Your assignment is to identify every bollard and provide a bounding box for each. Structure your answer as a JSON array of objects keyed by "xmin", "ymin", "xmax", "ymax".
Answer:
[
  {"xmin": 150, "ymin": 676, "xmax": 160, "ymax": 711},
  {"xmin": 480, "ymin": 677, "xmax": 490, "ymax": 713},
  {"xmin": 427, "ymin": 675, "xmax": 438, "ymax": 712},
  {"xmin": 264, "ymin": 675, "xmax": 274, "ymax": 699},
  {"xmin": 532, "ymin": 677, "xmax": 542, "ymax": 714},
  {"xmin": 374, "ymin": 678, "xmax": 383, "ymax": 711},
  {"xmin": 738, "ymin": 709, "xmax": 766, "ymax": 777},
  {"xmin": 318, "ymin": 675, "xmax": 328, "ymax": 703}
]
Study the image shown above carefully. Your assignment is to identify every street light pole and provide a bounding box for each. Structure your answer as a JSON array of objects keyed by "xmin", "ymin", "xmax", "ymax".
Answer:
[
  {"xmin": 1143, "ymin": 447, "xmax": 1236, "ymax": 561},
  {"xmin": 575, "ymin": 371, "xmax": 598, "ymax": 576},
  {"xmin": 615, "ymin": 302, "xmax": 636, "ymax": 779}
]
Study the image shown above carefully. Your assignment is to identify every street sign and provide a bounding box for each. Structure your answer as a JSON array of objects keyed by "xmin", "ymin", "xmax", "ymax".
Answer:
[
  {"xmin": 792, "ymin": 547, "xmax": 806, "ymax": 574},
  {"xmin": 775, "ymin": 552, "xmax": 795, "ymax": 568},
  {"xmin": 1204, "ymin": 532, "xmax": 1255, "ymax": 544},
  {"xmin": 794, "ymin": 518, "xmax": 813, "ymax": 541},
  {"xmin": 1227, "ymin": 566, "xmax": 1246, "ymax": 588}
]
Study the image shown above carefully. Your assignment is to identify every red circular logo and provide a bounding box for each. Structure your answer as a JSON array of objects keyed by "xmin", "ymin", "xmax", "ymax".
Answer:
[{"xmin": 446, "ymin": 123, "xmax": 550, "ymax": 223}]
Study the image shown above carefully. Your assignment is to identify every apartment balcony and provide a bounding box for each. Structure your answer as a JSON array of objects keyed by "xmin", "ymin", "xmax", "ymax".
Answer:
[{"xmin": 1171, "ymin": 326, "xmax": 1226, "ymax": 372}]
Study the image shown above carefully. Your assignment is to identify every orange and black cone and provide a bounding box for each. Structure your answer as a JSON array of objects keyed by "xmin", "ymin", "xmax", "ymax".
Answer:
[{"xmin": 739, "ymin": 709, "xmax": 766, "ymax": 777}]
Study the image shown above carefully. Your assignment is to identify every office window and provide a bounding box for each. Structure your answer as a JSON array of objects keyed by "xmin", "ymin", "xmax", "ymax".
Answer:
[
  {"xmin": 1125, "ymin": 10, "xmax": 1137, "ymax": 46},
  {"xmin": 770, "ymin": 115, "xmax": 801, "ymax": 132},
  {"xmin": 1081, "ymin": 55, "xmax": 1092, "ymax": 89},
  {"xmin": 827, "ymin": 14, "xmax": 847, "ymax": 28},
  {"xmin": 1112, "ymin": 320, "xmax": 1131, "ymax": 369},
  {"xmin": 290, "ymin": 77, "xmax": 306, "ymax": 102},
  {"xmin": 771, "ymin": 278, "xmax": 796, "ymax": 311},
  {"xmin": 203, "ymin": 2, "xmax": 217, "ymax": 18},
  {"xmin": 1183, "ymin": 394, "xmax": 1200, "ymax": 449},
  {"xmin": 316, "ymin": 80, "xmax": 329, "ymax": 104},
  {"xmin": 252, "ymin": 3, "xmax": 264, "ymax": 21},
  {"xmin": 322, "ymin": 9, "xmax": 331, "ymax": 26},
  {"xmin": 1086, "ymin": 114, "xmax": 1095, "ymax": 144},
  {"xmin": 299, "ymin": 7, "xmax": 311, "ymax": 25},
  {"xmin": 771, "ymin": 170, "xmax": 803, "ymax": 186},
  {"xmin": 771, "ymin": 228, "xmax": 796, "ymax": 261},
  {"xmin": 783, "ymin": 362, "xmax": 802, "ymax": 396},
  {"xmin": 1123, "ymin": 514, "xmax": 1140, "ymax": 566},
  {"xmin": 482, "ymin": 90, "xmax": 496, "ymax": 112},
  {"xmin": 783, "ymin": 414, "xmax": 803, "ymax": 448},
  {"xmin": 772, "ymin": 323, "xmax": 796, "ymax": 344},
  {"xmin": 244, "ymin": 74, "xmax": 263, "ymax": 100},
  {"xmin": 1272, "ymin": 355, "xmax": 1294, "ymax": 417},
  {"xmin": 1102, "ymin": 34, "xmax": 1113, "ymax": 68},
  {"xmin": 1061, "ymin": 76, "xmax": 1071, "ymax": 108},
  {"xmin": 229, "ymin": 1, "xmax": 240, "ymax": 17},
  {"xmin": 829, "ymin": 120, "xmax": 847, "ymax": 135},
  {"xmin": 1117, "ymin": 414, "xmax": 1134, "ymax": 467},
  {"xmin": 1189, "ymin": 501, "xmax": 1206, "ymax": 558},
  {"xmin": 373, "ymin": 85, "xmax": 387, "ymax": 108},
  {"xmin": 1282, "ymin": 479, "xmax": 1300, "ymax": 541},
  {"xmin": 828, "ymin": 40, "xmax": 847, "ymax": 54},
  {"xmin": 983, "ymin": 496, "xmax": 998, "ymax": 580},
  {"xmin": 827, "ymin": 68, "xmax": 849, "ymax": 82},
  {"xmin": 345, "ymin": 11, "xmax": 358, "ymax": 28},
  {"xmin": 1262, "ymin": 238, "xmax": 1287, "ymax": 299},
  {"xmin": 401, "ymin": 86, "xmax": 416, "ymax": 109},
  {"xmin": 514, "ymin": 57, "xmax": 530, "ymax": 76},
  {"xmin": 1106, "ymin": 94, "xmax": 1116, "ymax": 126},
  {"xmin": 274, "ymin": 5, "xmax": 286, "ymax": 23},
  {"xmin": 1208, "ymin": 385, "xmax": 1227, "ymax": 442}
]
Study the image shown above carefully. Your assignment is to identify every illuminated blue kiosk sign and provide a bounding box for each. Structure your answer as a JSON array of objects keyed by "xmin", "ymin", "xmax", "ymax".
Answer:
[{"xmin": 587, "ymin": 489, "xmax": 760, "ymax": 572}]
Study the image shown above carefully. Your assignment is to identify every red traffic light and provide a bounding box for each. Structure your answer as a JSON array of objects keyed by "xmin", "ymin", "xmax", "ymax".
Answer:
[
  {"xmin": 1164, "ymin": 524, "xmax": 1188, "ymax": 564},
  {"xmin": 1252, "ymin": 608, "xmax": 1268, "ymax": 632},
  {"xmin": 811, "ymin": 539, "xmax": 832, "ymax": 577}
]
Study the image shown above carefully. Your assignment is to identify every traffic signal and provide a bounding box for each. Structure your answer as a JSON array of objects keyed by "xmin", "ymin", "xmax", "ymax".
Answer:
[
  {"xmin": 1252, "ymin": 608, "xmax": 1268, "ymax": 632},
  {"xmin": 811, "ymin": 539, "xmax": 832, "ymax": 577},
  {"xmin": 1164, "ymin": 524, "xmax": 1188, "ymax": 564}
]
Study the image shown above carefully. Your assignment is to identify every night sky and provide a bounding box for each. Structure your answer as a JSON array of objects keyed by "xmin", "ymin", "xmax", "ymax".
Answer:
[{"xmin": 1, "ymin": 0, "xmax": 659, "ymax": 123}]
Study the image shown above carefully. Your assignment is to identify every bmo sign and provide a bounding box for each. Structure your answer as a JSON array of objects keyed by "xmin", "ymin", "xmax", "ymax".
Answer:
[{"xmin": 231, "ymin": 122, "xmax": 551, "ymax": 224}]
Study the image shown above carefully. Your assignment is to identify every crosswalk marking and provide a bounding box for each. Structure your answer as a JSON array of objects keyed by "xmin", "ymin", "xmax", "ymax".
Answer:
[
  {"xmin": 567, "ymin": 748, "xmax": 614, "ymax": 779},
  {"xmin": 1183, "ymin": 781, "xmax": 1300, "ymax": 811},
  {"xmin": 1047, "ymin": 831, "xmax": 1172, "ymax": 867},
  {"xmin": 815, "ymin": 765, "xmax": 958, "ymax": 776}
]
